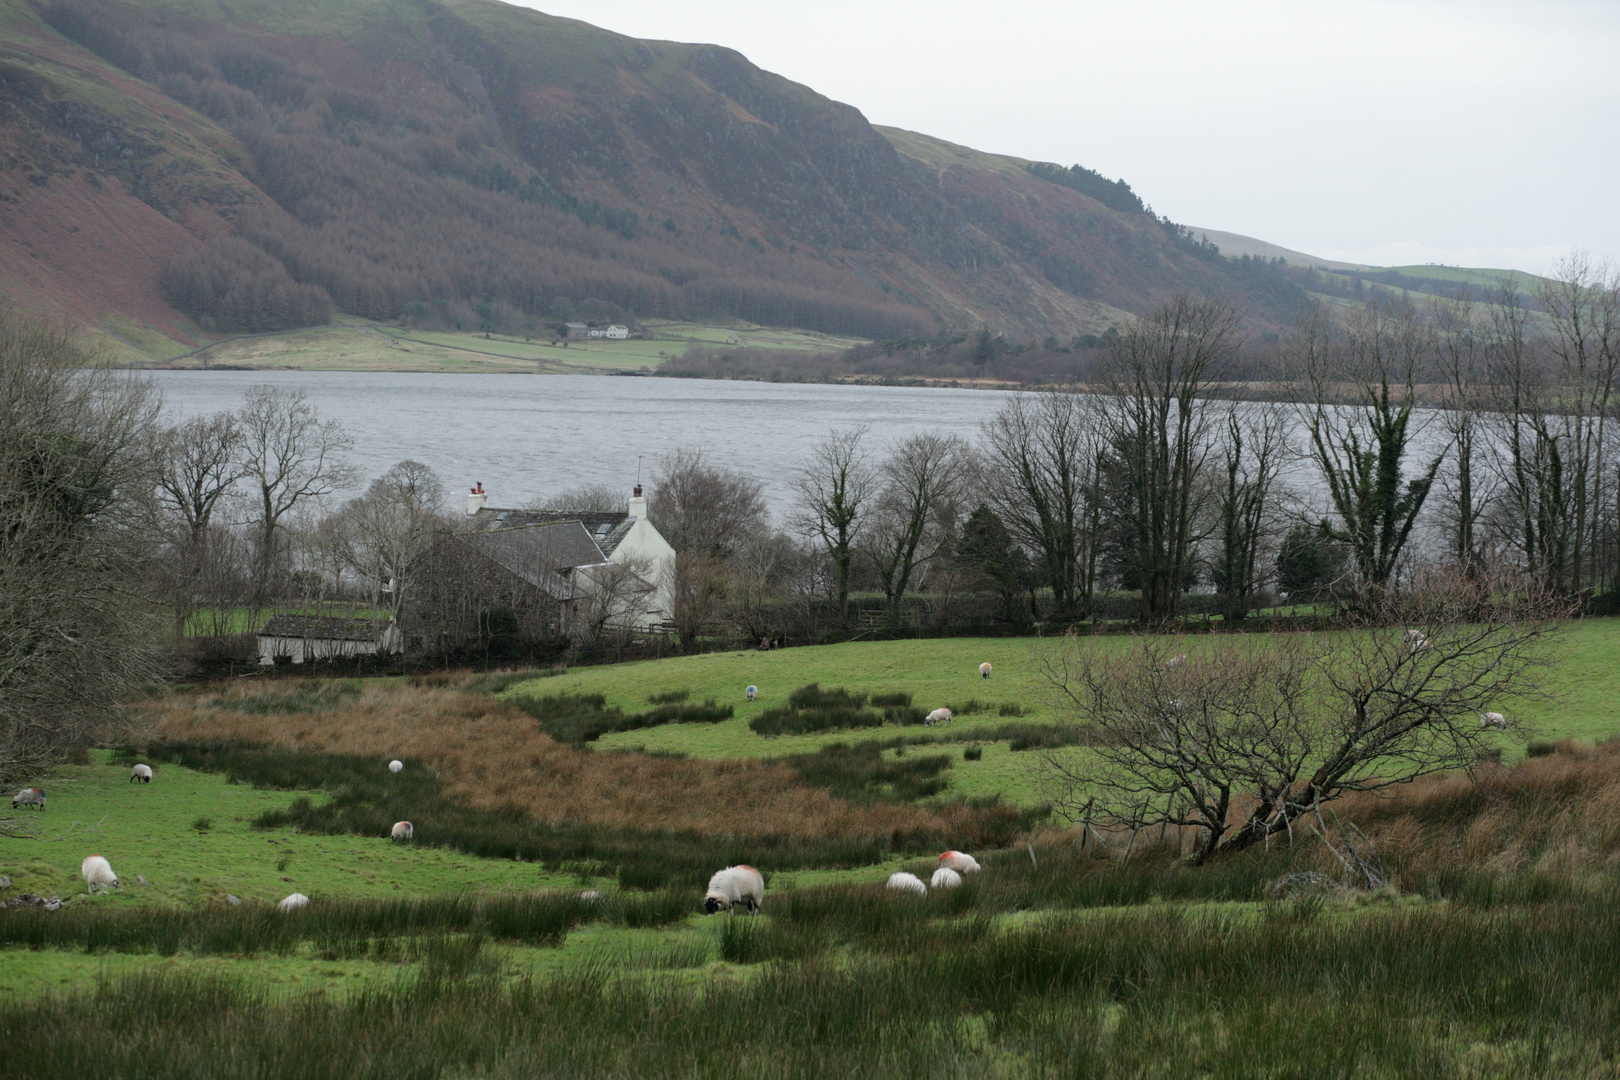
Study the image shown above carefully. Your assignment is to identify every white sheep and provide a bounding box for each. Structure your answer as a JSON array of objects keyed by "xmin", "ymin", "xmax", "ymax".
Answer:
[
  {"xmin": 938, "ymin": 850, "xmax": 982, "ymax": 874},
  {"xmin": 12, "ymin": 787, "xmax": 45, "ymax": 810},
  {"xmin": 81, "ymin": 855, "xmax": 119, "ymax": 893},
  {"xmin": 1405, "ymin": 630, "xmax": 1433, "ymax": 653},
  {"xmin": 887, "ymin": 871, "xmax": 928, "ymax": 896},
  {"xmin": 746, "ymin": 685, "xmax": 758, "ymax": 702},
  {"xmin": 579, "ymin": 889, "xmax": 604, "ymax": 901},
  {"xmin": 391, "ymin": 821, "xmax": 414, "ymax": 842},
  {"xmin": 1165, "ymin": 654, "xmax": 1187, "ymax": 669},
  {"xmin": 129, "ymin": 764, "xmax": 153, "ymax": 784},
  {"xmin": 388, "ymin": 760, "xmax": 404, "ymax": 774},
  {"xmin": 278, "ymin": 892, "xmax": 310, "ymax": 912},
  {"xmin": 1480, "ymin": 711, "xmax": 1508, "ymax": 730},
  {"xmin": 924, "ymin": 707, "xmax": 953, "ymax": 727},
  {"xmin": 704, "ymin": 864, "xmax": 765, "ymax": 915},
  {"xmin": 930, "ymin": 867, "xmax": 963, "ymax": 890},
  {"xmin": 979, "ymin": 662, "xmax": 993, "ymax": 679}
]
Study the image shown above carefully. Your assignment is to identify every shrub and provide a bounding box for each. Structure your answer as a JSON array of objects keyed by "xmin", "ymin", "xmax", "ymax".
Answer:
[
  {"xmin": 963, "ymin": 746, "xmax": 983, "ymax": 761},
  {"xmin": 751, "ymin": 684, "xmax": 927, "ymax": 736},
  {"xmin": 646, "ymin": 689, "xmax": 691, "ymax": 705}
]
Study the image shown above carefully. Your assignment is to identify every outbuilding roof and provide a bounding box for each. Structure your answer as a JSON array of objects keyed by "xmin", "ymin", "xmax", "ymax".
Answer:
[{"xmin": 467, "ymin": 507, "xmax": 635, "ymax": 557}]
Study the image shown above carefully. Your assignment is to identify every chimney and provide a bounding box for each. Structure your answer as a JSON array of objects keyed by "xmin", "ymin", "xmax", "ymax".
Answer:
[
  {"xmin": 467, "ymin": 481, "xmax": 489, "ymax": 516},
  {"xmin": 628, "ymin": 483, "xmax": 647, "ymax": 521}
]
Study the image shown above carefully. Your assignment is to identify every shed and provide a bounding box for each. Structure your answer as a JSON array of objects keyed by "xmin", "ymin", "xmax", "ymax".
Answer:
[{"xmin": 256, "ymin": 615, "xmax": 401, "ymax": 666}]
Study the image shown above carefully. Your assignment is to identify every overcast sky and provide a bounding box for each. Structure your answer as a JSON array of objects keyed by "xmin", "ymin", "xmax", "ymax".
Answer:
[{"xmin": 520, "ymin": 0, "xmax": 1617, "ymax": 275}]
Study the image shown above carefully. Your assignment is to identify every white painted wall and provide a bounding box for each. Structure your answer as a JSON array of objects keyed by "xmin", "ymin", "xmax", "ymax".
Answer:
[
  {"xmin": 257, "ymin": 626, "xmax": 402, "ymax": 665},
  {"xmin": 612, "ymin": 489, "xmax": 675, "ymax": 628}
]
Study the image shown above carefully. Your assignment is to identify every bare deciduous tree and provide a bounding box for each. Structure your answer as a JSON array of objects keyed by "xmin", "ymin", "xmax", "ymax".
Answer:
[
  {"xmin": 1034, "ymin": 566, "xmax": 1571, "ymax": 861},
  {"xmin": 0, "ymin": 312, "xmax": 166, "ymax": 785},
  {"xmin": 1213, "ymin": 400, "xmax": 1290, "ymax": 619},
  {"xmin": 665, "ymin": 550, "xmax": 730, "ymax": 647},
  {"xmin": 1295, "ymin": 297, "xmax": 1443, "ymax": 598},
  {"xmin": 650, "ymin": 446, "xmax": 767, "ymax": 560},
  {"xmin": 794, "ymin": 426, "xmax": 875, "ymax": 628},
  {"xmin": 1430, "ymin": 289, "xmax": 1493, "ymax": 574},
  {"xmin": 528, "ymin": 483, "xmax": 627, "ymax": 514},
  {"xmin": 238, "ymin": 385, "xmax": 356, "ymax": 605},
  {"xmin": 336, "ymin": 460, "xmax": 448, "ymax": 622},
  {"xmin": 1096, "ymin": 294, "xmax": 1239, "ymax": 620},
  {"xmin": 981, "ymin": 387, "xmax": 1103, "ymax": 621},
  {"xmin": 865, "ymin": 433, "xmax": 974, "ymax": 628}
]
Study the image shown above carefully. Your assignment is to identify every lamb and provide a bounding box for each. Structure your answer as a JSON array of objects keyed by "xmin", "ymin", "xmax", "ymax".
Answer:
[
  {"xmin": 278, "ymin": 892, "xmax": 310, "ymax": 912},
  {"xmin": 746, "ymin": 685, "xmax": 758, "ymax": 702},
  {"xmin": 930, "ymin": 867, "xmax": 963, "ymax": 890},
  {"xmin": 979, "ymin": 662, "xmax": 993, "ymax": 679},
  {"xmin": 391, "ymin": 821, "xmax": 414, "ymax": 842},
  {"xmin": 938, "ymin": 850, "xmax": 982, "ymax": 874},
  {"xmin": 886, "ymin": 871, "xmax": 928, "ymax": 896},
  {"xmin": 1480, "ymin": 711, "xmax": 1508, "ymax": 730},
  {"xmin": 81, "ymin": 855, "xmax": 119, "ymax": 893},
  {"xmin": 129, "ymin": 764, "xmax": 153, "ymax": 784},
  {"xmin": 924, "ymin": 707, "xmax": 953, "ymax": 727},
  {"xmin": 388, "ymin": 760, "xmax": 404, "ymax": 774},
  {"xmin": 12, "ymin": 787, "xmax": 45, "ymax": 810},
  {"xmin": 704, "ymin": 865, "xmax": 765, "ymax": 915}
]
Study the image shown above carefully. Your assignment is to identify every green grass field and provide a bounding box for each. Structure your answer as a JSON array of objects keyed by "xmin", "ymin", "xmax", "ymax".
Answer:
[{"xmin": 6, "ymin": 620, "xmax": 1620, "ymax": 1075}]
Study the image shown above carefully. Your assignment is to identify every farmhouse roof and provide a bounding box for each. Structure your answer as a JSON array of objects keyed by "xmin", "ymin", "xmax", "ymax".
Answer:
[
  {"xmin": 257, "ymin": 615, "xmax": 390, "ymax": 642},
  {"xmin": 467, "ymin": 507, "xmax": 635, "ymax": 557},
  {"xmin": 457, "ymin": 521, "xmax": 603, "ymax": 600}
]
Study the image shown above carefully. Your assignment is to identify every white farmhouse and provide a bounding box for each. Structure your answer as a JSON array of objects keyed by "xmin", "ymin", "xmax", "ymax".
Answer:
[
  {"xmin": 463, "ymin": 484, "xmax": 675, "ymax": 630},
  {"xmin": 256, "ymin": 615, "xmax": 401, "ymax": 666},
  {"xmin": 586, "ymin": 324, "xmax": 631, "ymax": 340}
]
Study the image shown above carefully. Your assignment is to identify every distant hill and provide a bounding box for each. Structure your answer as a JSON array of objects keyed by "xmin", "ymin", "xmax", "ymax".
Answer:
[
  {"xmin": 1184, "ymin": 227, "xmax": 1372, "ymax": 272},
  {"xmin": 0, "ymin": 0, "xmax": 1456, "ymax": 357}
]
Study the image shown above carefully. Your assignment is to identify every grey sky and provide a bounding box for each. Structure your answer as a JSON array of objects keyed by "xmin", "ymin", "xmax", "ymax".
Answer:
[{"xmin": 521, "ymin": 0, "xmax": 1617, "ymax": 275}]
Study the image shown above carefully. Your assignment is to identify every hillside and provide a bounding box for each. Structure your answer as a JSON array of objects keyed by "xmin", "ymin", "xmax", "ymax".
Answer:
[{"xmin": 0, "ymin": 0, "xmax": 1323, "ymax": 357}]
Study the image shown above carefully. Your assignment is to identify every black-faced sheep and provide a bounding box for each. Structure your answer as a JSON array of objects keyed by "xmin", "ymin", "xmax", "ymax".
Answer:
[
  {"xmin": 746, "ymin": 685, "xmax": 758, "ymax": 702},
  {"xmin": 12, "ymin": 787, "xmax": 44, "ymax": 810},
  {"xmin": 130, "ymin": 764, "xmax": 153, "ymax": 784},
  {"xmin": 81, "ymin": 855, "xmax": 119, "ymax": 893},
  {"xmin": 1480, "ymin": 711, "xmax": 1508, "ymax": 730},
  {"xmin": 979, "ymin": 662, "xmax": 992, "ymax": 679},
  {"xmin": 938, "ymin": 850, "xmax": 981, "ymax": 874},
  {"xmin": 887, "ymin": 871, "xmax": 928, "ymax": 895},
  {"xmin": 924, "ymin": 707, "xmax": 953, "ymax": 727},
  {"xmin": 704, "ymin": 865, "xmax": 764, "ymax": 914}
]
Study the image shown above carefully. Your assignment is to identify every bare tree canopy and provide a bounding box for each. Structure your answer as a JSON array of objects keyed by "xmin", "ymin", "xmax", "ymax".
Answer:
[
  {"xmin": 980, "ymin": 387, "xmax": 1102, "ymax": 622},
  {"xmin": 1095, "ymin": 293, "xmax": 1240, "ymax": 620},
  {"xmin": 865, "ymin": 433, "xmax": 974, "ymax": 627},
  {"xmin": 793, "ymin": 425, "xmax": 875, "ymax": 626},
  {"xmin": 237, "ymin": 385, "xmax": 356, "ymax": 604},
  {"xmin": 1034, "ymin": 566, "xmax": 1572, "ymax": 861},
  {"xmin": 0, "ymin": 312, "xmax": 167, "ymax": 784},
  {"xmin": 528, "ymin": 483, "xmax": 626, "ymax": 514},
  {"xmin": 650, "ymin": 446, "xmax": 767, "ymax": 559},
  {"xmin": 336, "ymin": 460, "xmax": 448, "ymax": 620},
  {"xmin": 1295, "ymin": 296, "xmax": 1443, "ymax": 597},
  {"xmin": 155, "ymin": 411, "xmax": 245, "ymax": 550}
]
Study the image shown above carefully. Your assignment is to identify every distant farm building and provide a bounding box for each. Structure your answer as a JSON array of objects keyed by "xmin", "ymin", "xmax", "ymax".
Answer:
[
  {"xmin": 256, "ymin": 615, "xmax": 401, "ymax": 666},
  {"xmin": 587, "ymin": 324, "xmax": 630, "ymax": 339},
  {"xmin": 563, "ymin": 322, "xmax": 590, "ymax": 339}
]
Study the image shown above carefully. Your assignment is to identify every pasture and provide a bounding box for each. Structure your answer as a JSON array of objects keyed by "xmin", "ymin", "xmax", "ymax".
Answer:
[{"xmin": 4, "ymin": 620, "xmax": 1620, "ymax": 1076}]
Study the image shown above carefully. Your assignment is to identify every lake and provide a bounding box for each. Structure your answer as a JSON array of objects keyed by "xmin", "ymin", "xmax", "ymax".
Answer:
[
  {"xmin": 147, "ymin": 370, "xmax": 1454, "ymax": 526},
  {"xmin": 147, "ymin": 372, "xmax": 1019, "ymax": 516}
]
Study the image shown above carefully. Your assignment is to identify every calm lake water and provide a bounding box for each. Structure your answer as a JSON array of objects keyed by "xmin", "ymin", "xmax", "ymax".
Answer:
[
  {"xmin": 148, "ymin": 370, "xmax": 1453, "ymax": 525},
  {"xmin": 148, "ymin": 372, "xmax": 1017, "ymax": 516}
]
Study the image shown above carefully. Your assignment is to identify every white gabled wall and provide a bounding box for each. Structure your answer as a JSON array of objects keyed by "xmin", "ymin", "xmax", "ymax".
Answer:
[{"xmin": 612, "ymin": 485, "xmax": 676, "ymax": 628}]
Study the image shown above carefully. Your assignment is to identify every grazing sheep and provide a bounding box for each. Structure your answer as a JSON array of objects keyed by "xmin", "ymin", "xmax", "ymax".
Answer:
[
  {"xmin": 1480, "ymin": 711, "xmax": 1508, "ymax": 730},
  {"xmin": 704, "ymin": 865, "xmax": 765, "ymax": 915},
  {"xmin": 81, "ymin": 855, "xmax": 119, "ymax": 893},
  {"xmin": 1165, "ymin": 654, "xmax": 1187, "ymax": 669},
  {"xmin": 12, "ymin": 787, "xmax": 45, "ymax": 810},
  {"xmin": 388, "ymin": 760, "xmax": 404, "ymax": 774},
  {"xmin": 278, "ymin": 892, "xmax": 310, "ymax": 912},
  {"xmin": 129, "ymin": 764, "xmax": 153, "ymax": 784},
  {"xmin": 579, "ymin": 890, "xmax": 603, "ymax": 901},
  {"xmin": 391, "ymin": 821, "xmax": 414, "ymax": 842},
  {"xmin": 886, "ymin": 871, "xmax": 928, "ymax": 896},
  {"xmin": 746, "ymin": 685, "xmax": 758, "ymax": 702},
  {"xmin": 1405, "ymin": 630, "xmax": 1432, "ymax": 653},
  {"xmin": 979, "ymin": 662, "xmax": 992, "ymax": 679},
  {"xmin": 930, "ymin": 867, "xmax": 963, "ymax": 890},
  {"xmin": 924, "ymin": 707, "xmax": 953, "ymax": 727},
  {"xmin": 938, "ymin": 850, "xmax": 982, "ymax": 874}
]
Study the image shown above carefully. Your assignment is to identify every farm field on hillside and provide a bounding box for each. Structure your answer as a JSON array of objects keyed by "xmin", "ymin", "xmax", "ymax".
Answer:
[{"xmin": 517, "ymin": 619, "xmax": 1620, "ymax": 774}]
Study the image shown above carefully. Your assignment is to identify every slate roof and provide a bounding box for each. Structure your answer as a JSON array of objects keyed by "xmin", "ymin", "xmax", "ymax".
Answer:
[
  {"xmin": 467, "ymin": 508, "xmax": 636, "ymax": 557},
  {"xmin": 458, "ymin": 522, "xmax": 603, "ymax": 601},
  {"xmin": 257, "ymin": 615, "xmax": 389, "ymax": 642}
]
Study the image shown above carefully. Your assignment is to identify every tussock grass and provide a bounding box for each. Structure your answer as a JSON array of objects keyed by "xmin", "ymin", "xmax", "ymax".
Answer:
[
  {"xmin": 749, "ymin": 683, "xmax": 926, "ymax": 735},
  {"xmin": 12, "ymin": 889, "xmax": 1620, "ymax": 1078},
  {"xmin": 139, "ymin": 680, "xmax": 1001, "ymax": 847}
]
